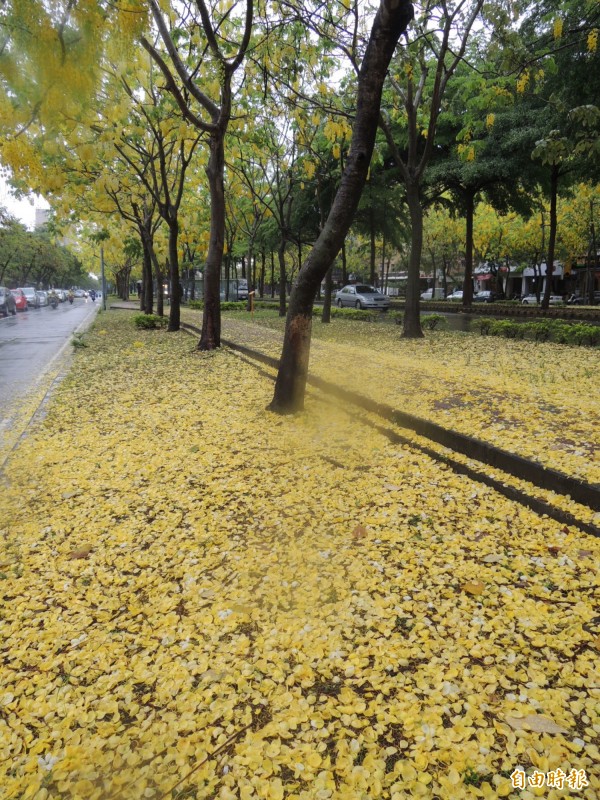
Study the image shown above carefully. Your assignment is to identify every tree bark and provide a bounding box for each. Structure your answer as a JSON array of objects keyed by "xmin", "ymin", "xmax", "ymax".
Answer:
[
  {"xmin": 461, "ymin": 191, "xmax": 475, "ymax": 309},
  {"xmin": 199, "ymin": 131, "xmax": 225, "ymax": 349},
  {"xmin": 168, "ymin": 218, "xmax": 181, "ymax": 331},
  {"xmin": 369, "ymin": 203, "xmax": 376, "ymax": 284},
  {"xmin": 259, "ymin": 251, "xmax": 265, "ymax": 298},
  {"xmin": 269, "ymin": 0, "xmax": 414, "ymax": 413},
  {"xmin": 278, "ymin": 241, "xmax": 287, "ymax": 317},
  {"xmin": 141, "ymin": 243, "xmax": 152, "ymax": 313},
  {"xmin": 402, "ymin": 180, "xmax": 424, "ymax": 338},
  {"xmin": 541, "ymin": 165, "xmax": 559, "ymax": 310},
  {"xmin": 322, "ymin": 266, "xmax": 333, "ymax": 323}
]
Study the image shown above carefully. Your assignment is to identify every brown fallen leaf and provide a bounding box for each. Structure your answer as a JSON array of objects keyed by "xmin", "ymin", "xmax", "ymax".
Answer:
[
  {"xmin": 67, "ymin": 544, "xmax": 93, "ymax": 560},
  {"xmin": 462, "ymin": 581, "xmax": 485, "ymax": 596},
  {"xmin": 547, "ymin": 545, "xmax": 561, "ymax": 557},
  {"xmin": 473, "ymin": 532, "xmax": 489, "ymax": 542},
  {"xmin": 352, "ymin": 524, "xmax": 368, "ymax": 541},
  {"xmin": 504, "ymin": 714, "xmax": 568, "ymax": 734},
  {"xmin": 578, "ymin": 549, "xmax": 593, "ymax": 559}
]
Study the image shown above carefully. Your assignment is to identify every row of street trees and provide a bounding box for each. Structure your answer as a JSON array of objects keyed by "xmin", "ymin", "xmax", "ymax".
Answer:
[
  {"xmin": 0, "ymin": 0, "xmax": 598, "ymax": 410},
  {"xmin": 0, "ymin": 211, "xmax": 85, "ymax": 288}
]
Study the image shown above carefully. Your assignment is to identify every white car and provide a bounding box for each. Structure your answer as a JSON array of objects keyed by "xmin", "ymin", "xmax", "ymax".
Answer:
[
  {"xmin": 522, "ymin": 294, "xmax": 564, "ymax": 306},
  {"xmin": 334, "ymin": 284, "xmax": 390, "ymax": 310},
  {"xmin": 421, "ymin": 288, "xmax": 445, "ymax": 300},
  {"xmin": 446, "ymin": 290, "xmax": 464, "ymax": 301},
  {"xmin": 21, "ymin": 287, "xmax": 40, "ymax": 308}
]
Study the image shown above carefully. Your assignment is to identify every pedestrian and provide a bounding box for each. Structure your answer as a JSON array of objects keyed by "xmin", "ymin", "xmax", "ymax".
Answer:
[{"xmin": 90, "ymin": 289, "xmax": 96, "ymax": 303}]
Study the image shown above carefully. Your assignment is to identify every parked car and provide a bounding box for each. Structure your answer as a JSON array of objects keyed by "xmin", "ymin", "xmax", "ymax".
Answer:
[
  {"xmin": 0, "ymin": 286, "xmax": 17, "ymax": 316},
  {"xmin": 36, "ymin": 290, "xmax": 49, "ymax": 307},
  {"xmin": 55, "ymin": 289, "xmax": 67, "ymax": 302},
  {"xmin": 473, "ymin": 290, "xmax": 499, "ymax": 303},
  {"xmin": 446, "ymin": 290, "xmax": 464, "ymax": 301},
  {"xmin": 73, "ymin": 289, "xmax": 85, "ymax": 297},
  {"xmin": 10, "ymin": 289, "xmax": 28, "ymax": 311},
  {"xmin": 21, "ymin": 287, "xmax": 40, "ymax": 308},
  {"xmin": 237, "ymin": 280, "xmax": 249, "ymax": 301},
  {"xmin": 522, "ymin": 294, "xmax": 564, "ymax": 305},
  {"xmin": 334, "ymin": 284, "xmax": 391, "ymax": 310},
  {"xmin": 420, "ymin": 287, "xmax": 445, "ymax": 300},
  {"xmin": 568, "ymin": 292, "xmax": 600, "ymax": 305}
]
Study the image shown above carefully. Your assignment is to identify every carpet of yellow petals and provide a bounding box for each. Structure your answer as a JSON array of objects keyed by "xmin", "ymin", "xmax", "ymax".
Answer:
[
  {"xmin": 1, "ymin": 313, "xmax": 599, "ymax": 800},
  {"xmin": 218, "ymin": 315, "xmax": 600, "ymax": 487}
]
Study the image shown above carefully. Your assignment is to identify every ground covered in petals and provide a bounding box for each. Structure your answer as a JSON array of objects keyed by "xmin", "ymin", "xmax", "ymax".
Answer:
[
  {"xmin": 1, "ymin": 312, "xmax": 598, "ymax": 800},
  {"xmin": 216, "ymin": 313, "xmax": 600, "ymax": 486}
]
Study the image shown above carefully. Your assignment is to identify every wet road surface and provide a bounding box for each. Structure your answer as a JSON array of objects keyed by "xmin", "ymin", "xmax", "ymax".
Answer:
[{"xmin": 0, "ymin": 299, "xmax": 98, "ymax": 437}]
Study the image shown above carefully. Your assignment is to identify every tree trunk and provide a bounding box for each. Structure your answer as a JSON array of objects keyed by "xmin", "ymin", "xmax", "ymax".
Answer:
[
  {"xmin": 322, "ymin": 266, "xmax": 333, "ymax": 323},
  {"xmin": 270, "ymin": 251, "xmax": 275, "ymax": 298},
  {"xmin": 541, "ymin": 166, "xmax": 559, "ymax": 310},
  {"xmin": 278, "ymin": 241, "xmax": 287, "ymax": 317},
  {"xmin": 369, "ymin": 204, "xmax": 376, "ymax": 284},
  {"xmin": 269, "ymin": 0, "xmax": 413, "ymax": 413},
  {"xmin": 402, "ymin": 180, "xmax": 424, "ymax": 338},
  {"xmin": 341, "ymin": 240, "xmax": 347, "ymax": 285},
  {"xmin": 141, "ymin": 244, "xmax": 151, "ymax": 312},
  {"xmin": 199, "ymin": 132, "xmax": 225, "ymax": 350},
  {"xmin": 168, "ymin": 218, "xmax": 181, "ymax": 331},
  {"xmin": 462, "ymin": 191, "xmax": 475, "ymax": 309},
  {"xmin": 259, "ymin": 250, "xmax": 265, "ymax": 298}
]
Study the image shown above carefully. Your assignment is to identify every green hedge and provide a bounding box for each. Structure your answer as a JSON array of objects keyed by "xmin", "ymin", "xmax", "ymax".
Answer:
[
  {"xmin": 474, "ymin": 317, "xmax": 600, "ymax": 346},
  {"xmin": 421, "ymin": 314, "xmax": 446, "ymax": 331},
  {"xmin": 133, "ymin": 313, "xmax": 168, "ymax": 329},
  {"xmin": 188, "ymin": 300, "xmax": 247, "ymax": 311}
]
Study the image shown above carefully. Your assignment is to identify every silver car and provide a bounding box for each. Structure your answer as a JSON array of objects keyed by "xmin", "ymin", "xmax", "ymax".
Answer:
[
  {"xmin": 21, "ymin": 287, "xmax": 40, "ymax": 308},
  {"xmin": 334, "ymin": 284, "xmax": 390, "ymax": 310}
]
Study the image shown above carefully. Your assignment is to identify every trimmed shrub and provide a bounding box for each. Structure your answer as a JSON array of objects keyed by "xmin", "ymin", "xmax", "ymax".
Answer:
[
  {"xmin": 133, "ymin": 313, "xmax": 168, "ymax": 329},
  {"xmin": 489, "ymin": 320, "xmax": 526, "ymax": 339},
  {"xmin": 188, "ymin": 300, "xmax": 248, "ymax": 311},
  {"xmin": 472, "ymin": 317, "xmax": 493, "ymax": 335},
  {"xmin": 421, "ymin": 314, "xmax": 445, "ymax": 331},
  {"xmin": 523, "ymin": 321, "xmax": 553, "ymax": 342},
  {"xmin": 330, "ymin": 307, "xmax": 380, "ymax": 321},
  {"xmin": 474, "ymin": 317, "xmax": 599, "ymax": 347}
]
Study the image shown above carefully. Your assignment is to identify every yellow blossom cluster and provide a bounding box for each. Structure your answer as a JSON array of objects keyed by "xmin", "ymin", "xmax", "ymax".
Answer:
[{"xmin": 0, "ymin": 313, "xmax": 598, "ymax": 799}]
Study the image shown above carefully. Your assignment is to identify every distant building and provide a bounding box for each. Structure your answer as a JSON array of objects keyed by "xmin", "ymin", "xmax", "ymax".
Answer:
[{"xmin": 34, "ymin": 208, "xmax": 50, "ymax": 229}]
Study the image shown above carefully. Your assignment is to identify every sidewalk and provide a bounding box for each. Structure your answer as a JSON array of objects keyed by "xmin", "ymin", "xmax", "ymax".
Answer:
[{"xmin": 1, "ymin": 310, "xmax": 598, "ymax": 799}]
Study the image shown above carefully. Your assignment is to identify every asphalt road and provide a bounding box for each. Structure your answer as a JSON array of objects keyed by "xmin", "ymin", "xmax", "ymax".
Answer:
[{"xmin": 0, "ymin": 298, "xmax": 98, "ymax": 425}]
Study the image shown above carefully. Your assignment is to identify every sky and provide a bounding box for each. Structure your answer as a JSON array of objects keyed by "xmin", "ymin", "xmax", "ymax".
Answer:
[{"xmin": 0, "ymin": 175, "xmax": 49, "ymax": 230}]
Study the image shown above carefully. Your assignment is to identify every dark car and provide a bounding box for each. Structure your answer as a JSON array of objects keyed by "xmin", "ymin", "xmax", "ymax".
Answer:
[
  {"xmin": 473, "ymin": 291, "xmax": 500, "ymax": 303},
  {"xmin": 10, "ymin": 289, "xmax": 28, "ymax": 311},
  {"xmin": 0, "ymin": 287, "xmax": 17, "ymax": 316}
]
